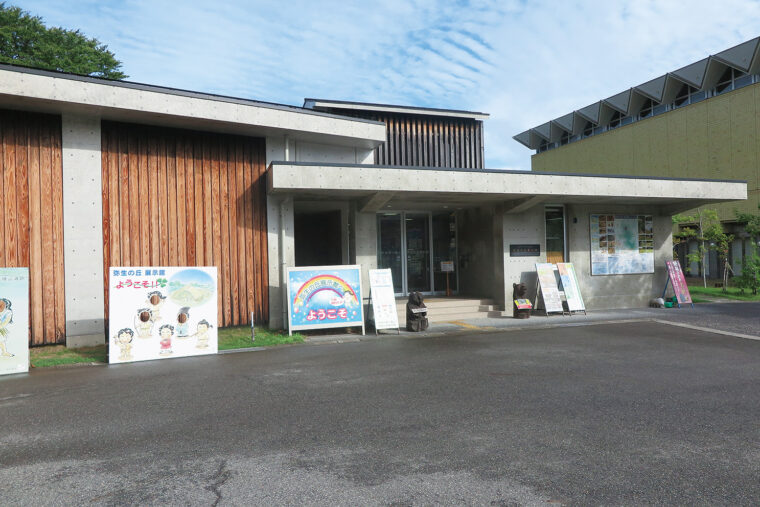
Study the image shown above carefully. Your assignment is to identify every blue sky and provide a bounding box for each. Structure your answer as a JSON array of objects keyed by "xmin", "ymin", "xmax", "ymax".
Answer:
[{"xmin": 19, "ymin": 0, "xmax": 760, "ymax": 169}]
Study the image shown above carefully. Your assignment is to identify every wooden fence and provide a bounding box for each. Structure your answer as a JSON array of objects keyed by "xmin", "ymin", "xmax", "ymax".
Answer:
[
  {"xmin": 0, "ymin": 109, "xmax": 66, "ymax": 345},
  {"xmin": 101, "ymin": 122, "xmax": 269, "ymax": 328}
]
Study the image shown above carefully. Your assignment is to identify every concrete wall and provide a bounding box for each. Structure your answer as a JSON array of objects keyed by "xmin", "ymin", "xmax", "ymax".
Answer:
[
  {"xmin": 564, "ymin": 204, "xmax": 672, "ymax": 310},
  {"xmin": 61, "ymin": 114, "xmax": 105, "ymax": 347},
  {"xmin": 350, "ymin": 207, "xmax": 378, "ymax": 301},
  {"xmin": 532, "ymin": 82, "xmax": 760, "ymax": 221},
  {"xmin": 501, "ymin": 206, "xmax": 547, "ymax": 316}
]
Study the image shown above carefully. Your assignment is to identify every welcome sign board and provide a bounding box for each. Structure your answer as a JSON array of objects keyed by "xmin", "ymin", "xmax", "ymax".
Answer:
[
  {"xmin": 287, "ymin": 265, "xmax": 364, "ymax": 335},
  {"xmin": 557, "ymin": 262, "xmax": 585, "ymax": 313},
  {"xmin": 109, "ymin": 267, "xmax": 218, "ymax": 364},
  {"xmin": 0, "ymin": 268, "xmax": 29, "ymax": 376},
  {"xmin": 535, "ymin": 263, "xmax": 564, "ymax": 314}
]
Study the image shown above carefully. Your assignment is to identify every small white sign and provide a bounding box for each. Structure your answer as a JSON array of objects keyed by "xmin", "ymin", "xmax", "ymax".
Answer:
[
  {"xmin": 368, "ymin": 268, "xmax": 399, "ymax": 331},
  {"xmin": 109, "ymin": 267, "xmax": 218, "ymax": 364},
  {"xmin": 440, "ymin": 261, "xmax": 455, "ymax": 272},
  {"xmin": 557, "ymin": 262, "xmax": 585, "ymax": 312},
  {"xmin": 535, "ymin": 263, "xmax": 564, "ymax": 314}
]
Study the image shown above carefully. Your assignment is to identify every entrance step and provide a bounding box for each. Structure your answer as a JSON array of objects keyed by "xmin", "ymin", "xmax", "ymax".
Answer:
[{"xmin": 394, "ymin": 297, "xmax": 501, "ymax": 326}]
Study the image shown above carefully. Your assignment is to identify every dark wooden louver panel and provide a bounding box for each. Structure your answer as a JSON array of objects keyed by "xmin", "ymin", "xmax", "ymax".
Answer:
[{"xmin": 101, "ymin": 122, "xmax": 269, "ymax": 328}]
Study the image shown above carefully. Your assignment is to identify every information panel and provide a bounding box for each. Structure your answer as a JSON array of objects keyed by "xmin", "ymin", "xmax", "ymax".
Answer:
[
  {"xmin": 557, "ymin": 263, "xmax": 585, "ymax": 312},
  {"xmin": 665, "ymin": 260, "xmax": 692, "ymax": 305},
  {"xmin": 109, "ymin": 267, "xmax": 218, "ymax": 364},
  {"xmin": 0, "ymin": 268, "xmax": 29, "ymax": 376},
  {"xmin": 369, "ymin": 268, "xmax": 399, "ymax": 331},
  {"xmin": 535, "ymin": 263, "xmax": 564, "ymax": 314},
  {"xmin": 590, "ymin": 214, "xmax": 654, "ymax": 275},
  {"xmin": 287, "ymin": 265, "xmax": 364, "ymax": 335}
]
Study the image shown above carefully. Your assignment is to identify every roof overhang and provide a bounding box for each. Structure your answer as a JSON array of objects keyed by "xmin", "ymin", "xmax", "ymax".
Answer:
[
  {"xmin": 0, "ymin": 65, "xmax": 386, "ymax": 149},
  {"xmin": 304, "ymin": 98, "xmax": 490, "ymax": 120},
  {"xmin": 268, "ymin": 163, "xmax": 747, "ymax": 214}
]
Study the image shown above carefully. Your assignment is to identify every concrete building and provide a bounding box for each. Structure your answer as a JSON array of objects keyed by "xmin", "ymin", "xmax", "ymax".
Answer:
[
  {"xmin": 515, "ymin": 36, "xmax": 760, "ymax": 277},
  {"xmin": 0, "ymin": 64, "xmax": 746, "ymax": 347}
]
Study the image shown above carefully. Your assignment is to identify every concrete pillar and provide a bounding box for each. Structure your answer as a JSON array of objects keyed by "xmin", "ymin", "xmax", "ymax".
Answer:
[
  {"xmin": 266, "ymin": 196, "xmax": 294, "ymax": 330},
  {"xmin": 350, "ymin": 205, "xmax": 377, "ymax": 300},
  {"xmin": 61, "ymin": 114, "xmax": 104, "ymax": 347},
  {"xmin": 491, "ymin": 205, "xmax": 506, "ymax": 311}
]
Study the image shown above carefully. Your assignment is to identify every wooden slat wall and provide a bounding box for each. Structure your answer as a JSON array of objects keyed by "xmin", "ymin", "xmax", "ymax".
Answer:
[
  {"xmin": 101, "ymin": 122, "xmax": 268, "ymax": 327},
  {"xmin": 0, "ymin": 110, "xmax": 65, "ymax": 345},
  {"xmin": 372, "ymin": 114, "xmax": 485, "ymax": 168}
]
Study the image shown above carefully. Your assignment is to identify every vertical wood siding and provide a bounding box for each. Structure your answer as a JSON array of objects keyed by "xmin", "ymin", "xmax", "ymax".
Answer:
[
  {"xmin": 371, "ymin": 114, "xmax": 485, "ymax": 168},
  {"xmin": 101, "ymin": 122, "xmax": 268, "ymax": 327},
  {"xmin": 0, "ymin": 110, "xmax": 65, "ymax": 345}
]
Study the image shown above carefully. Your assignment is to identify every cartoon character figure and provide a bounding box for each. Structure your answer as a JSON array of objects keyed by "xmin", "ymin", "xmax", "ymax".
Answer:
[
  {"xmin": 146, "ymin": 291, "xmax": 167, "ymax": 322},
  {"xmin": 176, "ymin": 307, "xmax": 191, "ymax": 338},
  {"xmin": 113, "ymin": 328, "xmax": 134, "ymax": 361},
  {"xmin": 158, "ymin": 324, "xmax": 174, "ymax": 355},
  {"xmin": 194, "ymin": 319, "xmax": 212, "ymax": 349},
  {"xmin": 134, "ymin": 307, "xmax": 154, "ymax": 338},
  {"xmin": 0, "ymin": 298, "xmax": 14, "ymax": 357}
]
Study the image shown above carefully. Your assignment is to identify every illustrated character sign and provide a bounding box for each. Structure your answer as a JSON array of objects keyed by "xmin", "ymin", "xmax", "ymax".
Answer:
[
  {"xmin": 146, "ymin": 291, "xmax": 167, "ymax": 322},
  {"xmin": 176, "ymin": 307, "xmax": 191, "ymax": 338},
  {"xmin": 134, "ymin": 307, "xmax": 154, "ymax": 338},
  {"xmin": 0, "ymin": 298, "xmax": 14, "ymax": 357},
  {"xmin": 113, "ymin": 328, "xmax": 134, "ymax": 361}
]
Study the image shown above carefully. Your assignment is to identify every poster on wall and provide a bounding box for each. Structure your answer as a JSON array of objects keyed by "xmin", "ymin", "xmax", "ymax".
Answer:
[
  {"xmin": 287, "ymin": 265, "xmax": 364, "ymax": 336},
  {"xmin": 535, "ymin": 263, "xmax": 564, "ymax": 314},
  {"xmin": 0, "ymin": 268, "xmax": 29, "ymax": 376},
  {"xmin": 368, "ymin": 268, "xmax": 399, "ymax": 333},
  {"xmin": 665, "ymin": 260, "xmax": 693, "ymax": 305},
  {"xmin": 557, "ymin": 263, "xmax": 586, "ymax": 313},
  {"xmin": 590, "ymin": 214, "xmax": 654, "ymax": 275},
  {"xmin": 108, "ymin": 267, "xmax": 218, "ymax": 364}
]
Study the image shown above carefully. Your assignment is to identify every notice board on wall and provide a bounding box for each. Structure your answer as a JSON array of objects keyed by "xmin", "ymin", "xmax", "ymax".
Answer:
[
  {"xmin": 0, "ymin": 268, "xmax": 29, "ymax": 376},
  {"xmin": 535, "ymin": 263, "xmax": 564, "ymax": 314},
  {"xmin": 287, "ymin": 265, "xmax": 364, "ymax": 336},
  {"xmin": 590, "ymin": 214, "xmax": 654, "ymax": 275},
  {"xmin": 108, "ymin": 267, "xmax": 218, "ymax": 364},
  {"xmin": 557, "ymin": 263, "xmax": 585, "ymax": 313},
  {"xmin": 369, "ymin": 268, "xmax": 399, "ymax": 332}
]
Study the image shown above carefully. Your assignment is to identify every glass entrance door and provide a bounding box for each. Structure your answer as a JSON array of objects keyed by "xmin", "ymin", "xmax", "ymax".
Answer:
[
  {"xmin": 404, "ymin": 213, "xmax": 431, "ymax": 292},
  {"xmin": 377, "ymin": 212, "xmax": 434, "ymax": 295}
]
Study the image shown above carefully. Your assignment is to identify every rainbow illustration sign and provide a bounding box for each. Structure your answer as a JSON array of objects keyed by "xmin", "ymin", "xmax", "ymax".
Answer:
[{"xmin": 286, "ymin": 265, "xmax": 364, "ymax": 335}]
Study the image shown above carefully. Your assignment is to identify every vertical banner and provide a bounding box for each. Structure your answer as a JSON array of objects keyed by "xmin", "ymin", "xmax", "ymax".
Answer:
[
  {"xmin": 369, "ymin": 268, "xmax": 399, "ymax": 332},
  {"xmin": 665, "ymin": 260, "xmax": 692, "ymax": 305},
  {"xmin": 557, "ymin": 263, "xmax": 586, "ymax": 313},
  {"xmin": 287, "ymin": 265, "xmax": 364, "ymax": 335},
  {"xmin": 0, "ymin": 268, "xmax": 29, "ymax": 376},
  {"xmin": 109, "ymin": 267, "xmax": 218, "ymax": 364},
  {"xmin": 535, "ymin": 263, "xmax": 564, "ymax": 314}
]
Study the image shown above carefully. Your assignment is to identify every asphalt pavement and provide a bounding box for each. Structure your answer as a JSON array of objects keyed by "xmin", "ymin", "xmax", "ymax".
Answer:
[{"xmin": 1, "ymin": 319, "xmax": 759, "ymax": 505}]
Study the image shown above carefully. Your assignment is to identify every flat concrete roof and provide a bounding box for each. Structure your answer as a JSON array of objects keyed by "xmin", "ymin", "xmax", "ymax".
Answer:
[
  {"xmin": 304, "ymin": 98, "xmax": 490, "ymax": 120},
  {"xmin": 0, "ymin": 64, "xmax": 386, "ymax": 148},
  {"xmin": 268, "ymin": 162, "xmax": 747, "ymax": 214}
]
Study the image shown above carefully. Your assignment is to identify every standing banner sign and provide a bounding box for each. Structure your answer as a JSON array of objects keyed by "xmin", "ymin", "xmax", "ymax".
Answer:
[
  {"xmin": 368, "ymin": 268, "xmax": 399, "ymax": 334},
  {"xmin": 287, "ymin": 265, "xmax": 364, "ymax": 336},
  {"xmin": 535, "ymin": 263, "xmax": 564, "ymax": 314},
  {"xmin": 0, "ymin": 268, "xmax": 29, "ymax": 376},
  {"xmin": 664, "ymin": 260, "xmax": 693, "ymax": 308},
  {"xmin": 109, "ymin": 267, "xmax": 218, "ymax": 364},
  {"xmin": 557, "ymin": 263, "xmax": 586, "ymax": 314}
]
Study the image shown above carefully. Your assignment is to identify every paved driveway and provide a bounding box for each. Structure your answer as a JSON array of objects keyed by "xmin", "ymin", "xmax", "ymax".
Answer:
[{"xmin": 1, "ymin": 321, "xmax": 759, "ymax": 505}]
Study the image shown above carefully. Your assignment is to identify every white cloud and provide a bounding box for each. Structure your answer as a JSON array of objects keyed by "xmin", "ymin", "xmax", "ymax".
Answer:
[{"xmin": 20, "ymin": 0, "xmax": 760, "ymax": 170}]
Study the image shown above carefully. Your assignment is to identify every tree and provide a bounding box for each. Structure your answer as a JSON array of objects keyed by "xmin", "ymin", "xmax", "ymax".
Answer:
[
  {"xmin": 673, "ymin": 208, "xmax": 732, "ymax": 290},
  {"xmin": 735, "ymin": 204, "xmax": 760, "ymax": 295},
  {"xmin": 0, "ymin": 3, "xmax": 126, "ymax": 79}
]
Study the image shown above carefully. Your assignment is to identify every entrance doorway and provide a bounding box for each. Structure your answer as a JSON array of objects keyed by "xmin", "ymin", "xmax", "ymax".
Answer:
[
  {"xmin": 295, "ymin": 210, "xmax": 342, "ymax": 266},
  {"xmin": 377, "ymin": 212, "xmax": 458, "ymax": 295}
]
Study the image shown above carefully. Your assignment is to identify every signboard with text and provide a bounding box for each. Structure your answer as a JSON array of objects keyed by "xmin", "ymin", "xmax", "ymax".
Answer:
[
  {"xmin": 557, "ymin": 263, "xmax": 585, "ymax": 313},
  {"xmin": 108, "ymin": 267, "xmax": 218, "ymax": 364},
  {"xmin": 287, "ymin": 265, "xmax": 364, "ymax": 335},
  {"xmin": 665, "ymin": 260, "xmax": 692, "ymax": 305},
  {"xmin": 0, "ymin": 268, "xmax": 29, "ymax": 376},
  {"xmin": 535, "ymin": 263, "xmax": 564, "ymax": 314},
  {"xmin": 369, "ymin": 268, "xmax": 399, "ymax": 332}
]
